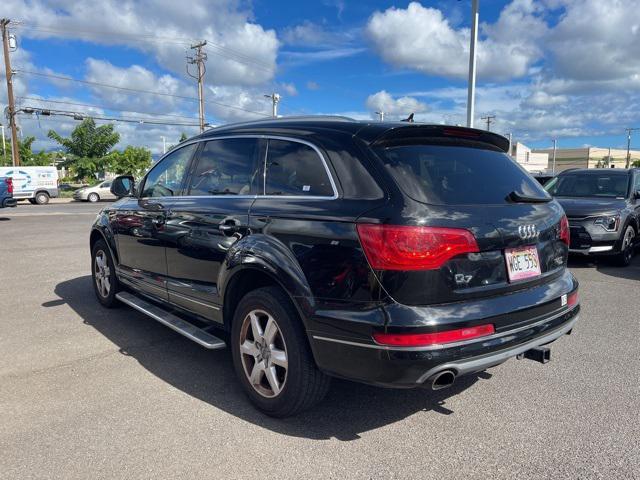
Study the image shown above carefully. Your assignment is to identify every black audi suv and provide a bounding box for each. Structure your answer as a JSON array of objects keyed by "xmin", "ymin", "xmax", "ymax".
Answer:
[
  {"xmin": 545, "ymin": 168, "xmax": 640, "ymax": 265},
  {"xmin": 90, "ymin": 117, "xmax": 579, "ymax": 416}
]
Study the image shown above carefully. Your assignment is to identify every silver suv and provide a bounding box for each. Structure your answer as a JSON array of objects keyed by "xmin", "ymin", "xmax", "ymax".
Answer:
[{"xmin": 545, "ymin": 168, "xmax": 640, "ymax": 265}]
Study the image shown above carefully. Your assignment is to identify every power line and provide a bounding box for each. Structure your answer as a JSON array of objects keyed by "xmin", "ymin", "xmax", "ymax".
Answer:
[
  {"xmin": 17, "ymin": 106, "xmax": 202, "ymax": 127},
  {"xmin": 16, "ymin": 96, "xmax": 201, "ymax": 121},
  {"xmin": 15, "ymin": 69, "xmax": 270, "ymax": 117}
]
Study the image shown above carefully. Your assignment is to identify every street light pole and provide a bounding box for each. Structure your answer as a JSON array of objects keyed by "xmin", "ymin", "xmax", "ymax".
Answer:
[
  {"xmin": 552, "ymin": 138, "xmax": 557, "ymax": 174},
  {"xmin": 161, "ymin": 136, "xmax": 166, "ymax": 154},
  {"xmin": 264, "ymin": 93, "xmax": 281, "ymax": 118},
  {"xmin": 466, "ymin": 0, "xmax": 479, "ymax": 128},
  {"xmin": 625, "ymin": 128, "xmax": 640, "ymax": 168}
]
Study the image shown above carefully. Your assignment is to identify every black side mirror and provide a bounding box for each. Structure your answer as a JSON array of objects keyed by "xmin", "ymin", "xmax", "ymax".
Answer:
[
  {"xmin": 634, "ymin": 190, "xmax": 640, "ymax": 200},
  {"xmin": 111, "ymin": 175, "xmax": 135, "ymax": 198}
]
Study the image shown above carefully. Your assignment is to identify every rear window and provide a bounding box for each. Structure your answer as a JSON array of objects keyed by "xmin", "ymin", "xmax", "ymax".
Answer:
[
  {"xmin": 374, "ymin": 144, "xmax": 548, "ymax": 205},
  {"xmin": 545, "ymin": 173, "xmax": 629, "ymax": 198}
]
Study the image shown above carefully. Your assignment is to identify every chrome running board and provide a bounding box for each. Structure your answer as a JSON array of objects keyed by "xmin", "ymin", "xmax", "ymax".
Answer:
[{"xmin": 115, "ymin": 291, "xmax": 226, "ymax": 350}]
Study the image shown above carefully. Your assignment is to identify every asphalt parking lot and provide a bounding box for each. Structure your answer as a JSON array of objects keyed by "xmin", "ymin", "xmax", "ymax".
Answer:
[{"xmin": 1, "ymin": 201, "xmax": 638, "ymax": 479}]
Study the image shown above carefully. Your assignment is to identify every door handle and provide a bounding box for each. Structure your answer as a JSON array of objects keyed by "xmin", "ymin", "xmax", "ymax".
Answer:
[{"xmin": 219, "ymin": 218, "xmax": 241, "ymax": 236}]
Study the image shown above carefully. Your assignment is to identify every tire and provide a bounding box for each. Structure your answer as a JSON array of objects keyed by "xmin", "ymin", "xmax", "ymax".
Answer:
[
  {"xmin": 615, "ymin": 225, "xmax": 636, "ymax": 267},
  {"xmin": 34, "ymin": 192, "xmax": 49, "ymax": 205},
  {"xmin": 91, "ymin": 239, "xmax": 120, "ymax": 307},
  {"xmin": 230, "ymin": 286, "xmax": 330, "ymax": 417},
  {"xmin": 88, "ymin": 193, "xmax": 100, "ymax": 203}
]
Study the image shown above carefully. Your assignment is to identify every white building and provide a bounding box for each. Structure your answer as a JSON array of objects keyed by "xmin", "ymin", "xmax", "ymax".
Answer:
[{"xmin": 510, "ymin": 142, "xmax": 549, "ymax": 173}]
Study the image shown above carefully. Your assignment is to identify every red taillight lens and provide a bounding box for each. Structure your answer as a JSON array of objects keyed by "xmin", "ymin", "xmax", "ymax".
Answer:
[
  {"xmin": 356, "ymin": 224, "xmax": 479, "ymax": 271},
  {"xmin": 373, "ymin": 324, "xmax": 495, "ymax": 347},
  {"xmin": 559, "ymin": 215, "xmax": 570, "ymax": 246},
  {"xmin": 5, "ymin": 177, "xmax": 13, "ymax": 195},
  {"xmin": 567, "ymin": 290, "xmax": 578, "ymax": 307}
]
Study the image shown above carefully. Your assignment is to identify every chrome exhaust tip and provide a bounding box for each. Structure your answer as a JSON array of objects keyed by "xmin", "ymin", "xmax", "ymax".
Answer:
[{"xmin": 430, "ymin": 370, "xmax": 456, "ymax": 391}]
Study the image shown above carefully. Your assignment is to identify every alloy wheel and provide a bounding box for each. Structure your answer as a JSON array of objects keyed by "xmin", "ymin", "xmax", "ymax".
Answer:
[
  {"xmin": 94, "ymin": 250, "xmax": 111, "ymax": 298},
  {"xmin": 239, "ymin": 309, "xmax": 288, "ymax": 398},
  {"xmin": 623, "ymin": 227, "xmax": 635, "ymax": 263}
]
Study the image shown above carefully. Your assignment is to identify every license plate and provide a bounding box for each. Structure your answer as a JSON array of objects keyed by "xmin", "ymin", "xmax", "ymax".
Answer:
[{"xmin": 505, "ymin": 245, "xmax": 541, "ymax": 281}]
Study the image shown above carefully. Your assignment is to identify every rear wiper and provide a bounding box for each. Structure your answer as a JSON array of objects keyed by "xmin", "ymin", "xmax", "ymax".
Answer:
[{"xmin": 506, "ymin": 191, "xmax": 552, "ymax": 203}]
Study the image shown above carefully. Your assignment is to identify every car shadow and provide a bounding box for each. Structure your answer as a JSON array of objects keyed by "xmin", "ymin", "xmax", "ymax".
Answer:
[
  {"xmin": 568, "ymin": 252, "xmax": 640, "ymax": 281},
  {"xmin": 0, "ymin": 217, "xmax": 10, "ymax": 221},
  {"xmin": 45, "ymin": 276, "xmax": 486, "ymax": 441}
]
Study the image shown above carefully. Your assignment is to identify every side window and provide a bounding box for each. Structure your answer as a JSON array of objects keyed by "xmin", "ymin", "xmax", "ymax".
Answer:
[
  {"xmin": 634, "ymin": 174, "xmax": 640, "ymax": 193},
  {"xmin": 187, "ymin": 138, "xmax": 259, "ymax": 196},
  {"xmin": 265, "ymin": 139, "xmax": 334, "ymax": 197},
  {"xmin": 141, "ymin": 144, "xmax": 197, "ymax": 198}
]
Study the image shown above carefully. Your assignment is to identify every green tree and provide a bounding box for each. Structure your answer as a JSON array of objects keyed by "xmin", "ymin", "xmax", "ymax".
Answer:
[
  {"xmin": 179, "ymin": 132, "xmax": 188, "ymax": 143},
  {"xmin": 47, "ymin": 118, "xmax": 120, "ymax": 180},
  {"xmin": 1, "ymin": 136, "xmax": 52, "ymax": 167},
  {"xmin": 108, "ymin": 146, "xmax": 152, "ymax": 178}
]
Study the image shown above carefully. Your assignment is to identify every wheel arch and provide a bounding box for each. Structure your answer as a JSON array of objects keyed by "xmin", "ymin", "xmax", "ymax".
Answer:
[
  {"xmin": 221, "ymin": 265, "xmax": 314, "ymax": 334},
  {"xmin": 90, "ymin": 227, "xmax": 119, "ymax": 265}
]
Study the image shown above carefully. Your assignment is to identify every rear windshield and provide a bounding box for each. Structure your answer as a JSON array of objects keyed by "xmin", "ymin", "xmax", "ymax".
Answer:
[
  {"xmin": 374, "ymin": 144, "xmax": 548, "ymax": 205},
  {"xmin": 545, "ymin": 173, "xmax": 629, "ymax": 198}
]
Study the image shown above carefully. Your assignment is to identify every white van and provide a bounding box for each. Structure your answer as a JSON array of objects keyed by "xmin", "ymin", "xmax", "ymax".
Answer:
[{"xmin": 0, "ymin": 167, "xmax": 59, "ymax": 204}]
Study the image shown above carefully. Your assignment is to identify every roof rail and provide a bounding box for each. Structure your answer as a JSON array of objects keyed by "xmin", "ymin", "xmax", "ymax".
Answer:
[{"xmin": 205, "ymin": 115, "xmax": 355, "ymax": 132}]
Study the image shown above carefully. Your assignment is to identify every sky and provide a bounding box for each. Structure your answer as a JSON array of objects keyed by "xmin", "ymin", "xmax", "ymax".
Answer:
[{"xmin": 1, "ymin": 0, "xmax": 640, "ymax": 154}]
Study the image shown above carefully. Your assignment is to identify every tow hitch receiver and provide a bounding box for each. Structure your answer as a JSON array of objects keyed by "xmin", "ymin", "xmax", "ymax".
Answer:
[{"xmin": 517, "ymin": 346, "xmax": 551, "ymax": 364}]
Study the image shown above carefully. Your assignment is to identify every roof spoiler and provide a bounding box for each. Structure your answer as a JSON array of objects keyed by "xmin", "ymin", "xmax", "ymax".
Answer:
[{"xmin": 370, "ymin": 125, "xmax": 510, "ymax": 153}]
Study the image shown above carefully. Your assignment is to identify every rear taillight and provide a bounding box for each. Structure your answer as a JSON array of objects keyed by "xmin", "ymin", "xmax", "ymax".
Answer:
[
  {"xmin": 373, "ymin": 324, "xmax": 495, "ymax": 347},
  {"xmin": 356, "ymin": 224, "xmax": 479, "ymax": 271},
  {"xmin": 559, "ymin": 215, "xmax": 570, "ymax": 245},
  {"xmin": 567, "ymin": 290, "xmax": 578, "ymax": 307},
  {"xmin": 5, "ymin": 177, "xmax": 13, "ymax": 195}
]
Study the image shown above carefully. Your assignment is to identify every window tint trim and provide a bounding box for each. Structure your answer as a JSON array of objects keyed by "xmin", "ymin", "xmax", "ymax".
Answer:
[
  {"xmin": 139, "ymin": 142, "xmax": 199, "ymax": 198},
  {"xmin": 153, "ymin": 134, "xmax": 339, "ymax": 200},
  {"xmin": 262, "ymin": 136, "xmax": 338, "ymax": 199},
  {"xmin": 184, "ymin": 138, "xmax": 260, "ymax": 197}
]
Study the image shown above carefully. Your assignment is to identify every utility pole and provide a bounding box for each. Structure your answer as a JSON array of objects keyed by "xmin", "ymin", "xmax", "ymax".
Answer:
[
  {"xmin": 161, "ymin": 136, "xmax": 166, "ymax": 154},
  {"xmin": 552, "ymin": 138, "xmax": 557, "ymax": 174},
  {"xmin": 466, "ymin": 0, "xmax": 479, "ymax": 128},
  {"xmin": 625, "ymin": 128, "xmax": 640, "ymax": 168},
  {"xmin": 186, "ymin": 41, "xmax": 207, "ymax": 133},
  {"xmin": 1, "ymin": 19, "xmax": 20, "ymax": 166},
  {"xmin": 263, "ymin": 93, "xmax": 281, "ymax": 118},
  {"xmin": 481, "ymin": 115, "xmax": 495, "ymax": 131},
  {"xmin": 375, "ymin": 111, "xmax": 385, "ymax": 122}
]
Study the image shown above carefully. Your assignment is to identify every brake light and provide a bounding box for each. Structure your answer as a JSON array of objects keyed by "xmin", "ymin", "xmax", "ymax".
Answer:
[
  {"xmin": 5, "ymin": 177, "xmax": 13, "ymax": 195},
  {"xmin": 567, "ymin": 290, "xmax": 578, "ymax": 307},
  {"xmin": 356, "ymin": 224, "xmax": 479, "ymax": 271},
  {"xmin": 373, "ymin": 324, "xmax": 495, "ymax": 347},
  {"xmin": 559, "ymin": 215, "xmax": 570, "ymax": 245}
]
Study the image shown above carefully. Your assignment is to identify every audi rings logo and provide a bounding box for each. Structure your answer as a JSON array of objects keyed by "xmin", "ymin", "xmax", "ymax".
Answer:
[{"xmin": 518, "ymin": 224, "xmax": 538, "ymax": 240}]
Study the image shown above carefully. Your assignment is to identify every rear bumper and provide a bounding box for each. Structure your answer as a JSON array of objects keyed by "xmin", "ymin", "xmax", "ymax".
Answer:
[
  {"xmin": 1, "ymin": 197, "xmax": 17, "ymax": 208},
  {"xmin": 310, "ymin": 305, "xmax": 579, "ymax": 388}
]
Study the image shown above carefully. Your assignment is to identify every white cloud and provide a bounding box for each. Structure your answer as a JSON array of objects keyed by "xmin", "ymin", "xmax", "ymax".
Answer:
[
  {"xmin": 3, "ymin": 0, "xmax": 279, "ymax": 86},
  {"xmin": 522, "ymin": 90, "xmax": 568, "ymax": 108},
  {"xmin": 282, "ymin": 21, "xmax": 356, "ymax": 48},
  {"xmin": 280, "ymin": 82, "xmax": 298, "ymax": 96},
  {"xmin": 548, "ymin": 0, "xmax": 640, "ymax": 82},
  {"xmin": 366, "ymin": 1, "xmax": 547, "ymax": 81},
  {"xmin": 365, "ymin": 90, "xmax": 428, "ymax": 119}
]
